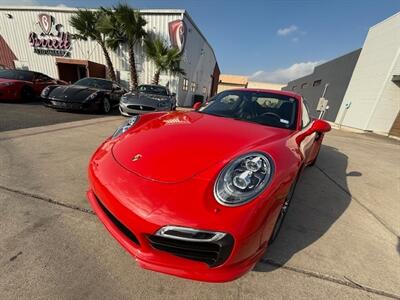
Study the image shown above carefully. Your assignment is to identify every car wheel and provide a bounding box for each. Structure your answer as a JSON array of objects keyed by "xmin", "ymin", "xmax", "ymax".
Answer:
[
  {"xmin": 20, "ymin": 86, "xmax": 35, "ymax": 101},
  {"xmin": 268, "ymin": 178, "xmax": 298, "ymax": 244},
  {"xmin": 102, "ymin": 98, "xmax": 111, "ymax": 114}
]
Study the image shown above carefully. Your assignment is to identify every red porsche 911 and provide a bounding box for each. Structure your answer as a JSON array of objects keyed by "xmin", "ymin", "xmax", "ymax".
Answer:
[
  {"xmin": 0, "ymin": 69, "xmax": 65, "ymax": 101},
  {"xmin": 87, "ymin": 89, "xmax": 331, "ymax": 282}
]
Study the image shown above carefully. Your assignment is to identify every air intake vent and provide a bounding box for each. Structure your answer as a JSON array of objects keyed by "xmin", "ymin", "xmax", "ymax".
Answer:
[
  {"xmin": 148, "ymin": 228, "xmax": 233, "ymax": 267},
  {"xmin": 95, "ymin": 194, "xmax": 140, "ymax": 246}
]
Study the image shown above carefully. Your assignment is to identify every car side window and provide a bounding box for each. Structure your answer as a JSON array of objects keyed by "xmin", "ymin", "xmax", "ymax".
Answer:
[
  {"xmin": 36, "ymin": 73, "xmax": 52, "ymax": 81},
  {"xmin": 301, "ymin": 99, "xmax": 312, "ymax": 128}
]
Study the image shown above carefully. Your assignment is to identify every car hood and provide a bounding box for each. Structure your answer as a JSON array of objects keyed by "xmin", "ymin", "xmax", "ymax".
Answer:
[
  {"xmin": 49, "ymin": 85, "xmax": 101, "ymax": 101},
  {"xmin": 112, "ymin": 111, "xmax": 290, "ymax": 183},
  {"xmin": 125, "ymin": 92, "xmax": 170, "ymax": 104}
]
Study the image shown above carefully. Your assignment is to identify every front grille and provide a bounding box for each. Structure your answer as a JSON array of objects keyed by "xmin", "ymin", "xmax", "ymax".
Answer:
[
  {"xmin": 95, "ymin": 194, "xmax": 140, "ymax": 246},
  {"xmin": 127, "ymin": 104, "xmax": 156, "ymax": 111},
  {"xmin": 148, "ymin": 234, "xmax": 234, "ymax": 267}
]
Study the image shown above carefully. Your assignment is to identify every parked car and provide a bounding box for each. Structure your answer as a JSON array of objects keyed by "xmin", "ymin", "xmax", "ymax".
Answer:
[
  {"xmin": 87, "ymin": 89, "xmax": 331, "ymax": 282},
  {"xmin": 119, "ymin": 84, "xmax": 176, "ymax": 116},
  {"xmin": 0, "ymin": 69, "xmax": 65, "ymax": 101},
  {"xmin": 42, "ymin": 77, "xmax": 127, "ymax": 113}
]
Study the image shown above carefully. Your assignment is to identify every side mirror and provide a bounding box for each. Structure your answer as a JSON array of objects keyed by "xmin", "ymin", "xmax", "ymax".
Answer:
[
  {"xmin": 310, "ymin": 119, "xmax": 331, "ymax": 133},
  {"xmin": 193, "ymin": 102, "xmax": 202, "ymax": 110}
]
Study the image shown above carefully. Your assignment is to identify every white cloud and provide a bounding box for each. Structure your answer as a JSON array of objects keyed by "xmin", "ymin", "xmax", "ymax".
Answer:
[
  {"xmin": 291, "ymin": 37, "xmax": 299, "ymax": 43},
  {"xmin": 249, "ymin": 61, "xmax": 324, "ymax": 84},
  {"xmin": 277, "ymin": 25, "xmax": 298, "ymax": 36}
]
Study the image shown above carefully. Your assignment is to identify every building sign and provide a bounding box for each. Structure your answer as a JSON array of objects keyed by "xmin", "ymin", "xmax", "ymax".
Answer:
[
  {"xmin": 28, "ymin": 14, "xmax": 71, "ymax": 57},
  {"xmin": 168, "ymin": 20, "xmax": 186, "ymax": 53}
]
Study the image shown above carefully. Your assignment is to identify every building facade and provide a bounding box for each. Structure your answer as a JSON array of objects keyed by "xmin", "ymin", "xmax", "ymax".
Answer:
[
  {"xmin": 282, "ymin": 49, "xmax": 361, "ymax": 121},
  {"xmin": 335, "ymin": 12, "xmax": 400, "ymax": 136},
  {"xmin": 217, "ymin": 74, "xmax": 285, "ymax": 93},
  {"xmin": 0, "ymin": 6, "xmax": 219, "ymax": 106}
]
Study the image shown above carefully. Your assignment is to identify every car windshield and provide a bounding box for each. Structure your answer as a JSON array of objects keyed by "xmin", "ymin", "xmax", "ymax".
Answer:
[
  {"xmin": 199, "ymin": 90, "xmax": 298, "ymax": 129},
  {"xmin": 0, "ymin": 70, "xmax": 34, "ymax": 81},
  {"xmin": 74, "ymin": 78, "xmax": 112, "ymax": 90},
  {"xmin": 138, "ymin": 85, "xmax": 168, "ymax": 96}
]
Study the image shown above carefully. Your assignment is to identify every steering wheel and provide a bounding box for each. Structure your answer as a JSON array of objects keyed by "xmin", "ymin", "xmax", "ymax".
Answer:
[{"xmin": 260, "ymin": 112, "xmax": 281, "ymax": 120}]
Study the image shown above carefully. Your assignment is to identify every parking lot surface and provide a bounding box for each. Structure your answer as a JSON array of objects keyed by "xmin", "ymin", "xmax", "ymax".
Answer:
[
  {"xmin": 0, "ymin": 100, "xmax": 118, "ymax": 132},
  {"xmin": 0, "ymin": 117, "xmax": 399, "ymax": 299}
]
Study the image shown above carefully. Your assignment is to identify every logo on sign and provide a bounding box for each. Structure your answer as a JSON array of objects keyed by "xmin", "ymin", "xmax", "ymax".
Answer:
[
  {"xmin": 168, "ymin": 20, "xmax": 186, "ymax": 53},
  {"xmin": 38, "ymin": 13, "xmax": 53, "ymax": 35},
  {"xmin": 28, "ymin": 14, "xmax": 71, "ymax": 57}
]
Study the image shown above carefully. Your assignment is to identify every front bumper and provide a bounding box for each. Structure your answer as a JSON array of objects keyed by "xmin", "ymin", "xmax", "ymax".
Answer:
[
  {"xmin": 87, "ymin": 140, "xmax": 277, "ymax": 282},
  {"xmin": 43, "ymin": 98, "xmax": 100, "ymax": 112}
]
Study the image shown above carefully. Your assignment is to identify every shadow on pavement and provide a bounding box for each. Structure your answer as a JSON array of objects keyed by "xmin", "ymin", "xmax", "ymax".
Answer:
[{"xmin": 254, "ymin": 145, "xmax": 360, "ymax": 272}]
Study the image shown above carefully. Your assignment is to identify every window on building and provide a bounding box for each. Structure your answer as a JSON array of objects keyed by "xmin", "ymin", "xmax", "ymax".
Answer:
[
  {"xmin": 301, "ymin": 82, "xmax": 308, "ymax": 89},
  {"xmin": 202, "ymin": 86, "xmax": 207, "ymax": 95},
  {"xmin": 313, "ymin": 80, "xmax": 322, "ymax": 87},
  {"xmin": 191, "ymin": 82, "xmax": 197, "ymax": 92},
  {"xmin": 182, "ymin": 78, "xmax": 189, "ymax": 91}
]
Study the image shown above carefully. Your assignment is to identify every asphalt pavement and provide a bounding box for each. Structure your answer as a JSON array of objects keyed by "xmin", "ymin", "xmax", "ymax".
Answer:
[
  {"xmin": 0, "ymin": 100, "xmax": 118, "ymax": 132},
  {"xmin": 0, "ymin": 117, "xmax": 399, "ymax": 299}
]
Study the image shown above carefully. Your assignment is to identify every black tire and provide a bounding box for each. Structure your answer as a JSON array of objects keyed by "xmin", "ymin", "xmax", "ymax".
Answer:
[
  {"xmin": 268, "ymin": 178, "xmax": 298, "ymax": 244},
  {"xmin": 20, "ymin": 86, "xmax": 35, "ymax": 101},
  {"xmin": 102, "ymin": 97, "xmax": 111, "ymax": 114}
]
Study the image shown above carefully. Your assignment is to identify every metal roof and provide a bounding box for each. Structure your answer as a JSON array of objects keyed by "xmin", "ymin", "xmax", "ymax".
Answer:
[{"xmin": 0, "ymin": 6, "xmax": 184, "ymax": 14}]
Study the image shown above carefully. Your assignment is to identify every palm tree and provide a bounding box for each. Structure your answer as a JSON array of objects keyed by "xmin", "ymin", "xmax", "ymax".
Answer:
[
  {"xmin": 144, "ymin": 35, "xmax": 185, "ymax": 85},
  {"xmin": 70, "ymin": 9, "xmax": 117, "ymax": 82},
  {"xmin": 98, "ymin": 4, "xmax": 147, "ymax": 89}
]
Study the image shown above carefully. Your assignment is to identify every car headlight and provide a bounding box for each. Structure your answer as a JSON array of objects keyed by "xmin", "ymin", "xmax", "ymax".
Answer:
[
  {"xmin": 120, "ymin": 95, "xmax": 128, "ymax": 103},
  {"xmin": 214, "ymin": 152, "xmax": 274, "ymax": 206},
  {"xmin": 111, "ymin": 115, "xmax": 139, "ymax": 139},
  {"xmin": 87, "ymin": 92, "xmax": 99, "ymax": 100},
  {"xmin": 41, "ymin": 86, "xmax": 50, "ymax": 97}
]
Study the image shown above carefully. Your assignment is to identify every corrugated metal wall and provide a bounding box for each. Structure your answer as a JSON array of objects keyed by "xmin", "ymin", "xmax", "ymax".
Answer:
[{"xmin": 0, "ymin": 7, "xmax": 217, "ymax": 105}]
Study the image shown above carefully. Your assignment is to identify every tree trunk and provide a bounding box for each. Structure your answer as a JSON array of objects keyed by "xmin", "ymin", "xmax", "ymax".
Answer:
[
  {"xmin": 99, "ymin": 41, "xmax": 117, "ymax": 82},
  {"xmin": 128, "ymin": 43, "xmax": 138, "ymax": 90},
  {"xmin": 152, "ymin": 70, "xmax": 160, "ymax": 85}
]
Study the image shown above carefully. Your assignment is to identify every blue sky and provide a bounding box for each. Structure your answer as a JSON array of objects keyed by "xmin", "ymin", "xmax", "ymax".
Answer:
[{"xmin": 4, "ymin": 0, "xmax": 400, "ymax": 82}]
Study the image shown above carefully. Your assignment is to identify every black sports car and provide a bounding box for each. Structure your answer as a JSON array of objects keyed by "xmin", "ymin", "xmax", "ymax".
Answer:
[{"xmin": 42, "ymin": 77, "xmax": 127, "ymax": 113}]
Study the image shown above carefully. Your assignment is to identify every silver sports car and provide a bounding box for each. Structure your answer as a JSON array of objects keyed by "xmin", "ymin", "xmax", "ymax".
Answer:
[{"xmin": 119, "ymin": 84, "xmax": 176, "ymax": 116}]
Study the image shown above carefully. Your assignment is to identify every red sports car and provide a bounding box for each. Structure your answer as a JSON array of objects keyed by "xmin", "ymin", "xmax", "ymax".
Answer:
[
  {"xmin": 87, "ymin": 89, "xmax": 331, "ymax": 282},
  {"xmin": 0, "ymin": 69, "xmax": 65, "ymax": 100}
]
